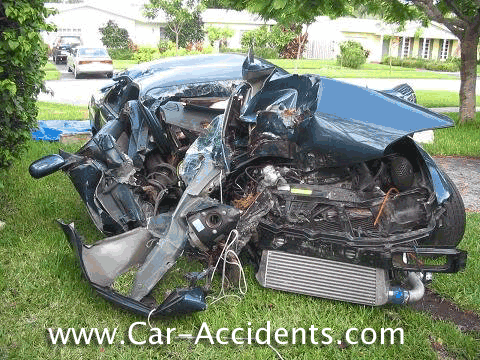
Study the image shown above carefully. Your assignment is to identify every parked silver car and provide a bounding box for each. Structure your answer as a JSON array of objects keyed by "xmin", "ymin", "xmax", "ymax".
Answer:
[{"xmin": 67, "ymin": 46, "xmax": 114, "ymax": 79}]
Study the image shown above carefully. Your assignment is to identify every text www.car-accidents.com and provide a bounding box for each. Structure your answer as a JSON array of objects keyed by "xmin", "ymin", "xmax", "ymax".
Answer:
[{"xmin": 47, "ymin": 322, "xmax": 404, "ymax": 346}]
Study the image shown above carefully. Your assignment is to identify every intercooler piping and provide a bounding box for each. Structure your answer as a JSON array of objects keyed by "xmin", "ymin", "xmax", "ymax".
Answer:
[{"xmin": 387, "ymin": 272, "xmax": 425, "ymax": 304}]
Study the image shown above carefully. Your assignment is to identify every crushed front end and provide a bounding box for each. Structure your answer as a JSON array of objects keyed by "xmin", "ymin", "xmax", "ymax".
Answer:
[{"xmin": 30, "ymin": 56, "xmax": 466, "ymax": 316}]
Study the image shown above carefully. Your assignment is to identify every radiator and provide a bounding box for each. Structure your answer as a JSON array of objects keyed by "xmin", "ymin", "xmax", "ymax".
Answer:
[{"xmin": 255, "ymin": 250, "xmax": 389, "ymax": 306}]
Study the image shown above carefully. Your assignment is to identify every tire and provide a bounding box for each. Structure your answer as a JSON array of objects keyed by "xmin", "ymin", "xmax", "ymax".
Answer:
[
  {"xmin": 426, "ymin": 170, "xmax": 466, "ymax": 247},
  {"xmin": 67, "ymin": 65, "xmax": 72, "ymax": 72}
]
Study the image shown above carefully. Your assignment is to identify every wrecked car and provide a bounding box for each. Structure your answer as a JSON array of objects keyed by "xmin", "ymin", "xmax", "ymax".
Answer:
[{"xmin": 30, "ymin": 53, "xmax": 466, "ymax": 317}]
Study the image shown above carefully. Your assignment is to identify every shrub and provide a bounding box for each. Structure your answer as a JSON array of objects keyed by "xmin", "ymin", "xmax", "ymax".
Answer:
[
  {"xmin": 133, "ymin": 46, "xmax": 159, "ymax": 63},
  {"xmin": 0, "ymin": 1, "xmax": 52, "ymax": 170},
  {"xmin": 240, "ymin": 25, "xmax": 302, "ymax": 59},
  {"xmin": 381, "ymin": 56, "xmax": 460, "ymax": 72},
  {"xmin": 255, "ymin": 48, "xmax": 279, "ymax": 59},
  {"xmin": 158, "ymin": 44, "xmax": 214, "ymax": 58},
  {"xmin": 337, "ymin": 41, "xmax": 368, "ymax": 69},
  {"xmin": 240, "ymin": 25, "xmax": 299, "ymax": 59},
  {"xmin": 219, "ymin": 47, "xmax": 244, "ymax": 54},
  {"xmin": 158, "ymin": 39, "xmax": 175, "ymax": 53},
  {"xmin": 108, "ymin": 48, "xmax": 134, "ymax": 60}
]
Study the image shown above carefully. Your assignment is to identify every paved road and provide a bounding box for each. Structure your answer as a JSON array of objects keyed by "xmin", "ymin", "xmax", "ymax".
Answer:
[{"xmin": 38, "ymin": 62, "xmax": 480, "ymax": 106}]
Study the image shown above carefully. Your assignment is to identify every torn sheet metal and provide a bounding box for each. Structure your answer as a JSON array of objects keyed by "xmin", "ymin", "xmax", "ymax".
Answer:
[{"xmin": 29, "ymin": 53, "xmax": 467, "ymax": 317}]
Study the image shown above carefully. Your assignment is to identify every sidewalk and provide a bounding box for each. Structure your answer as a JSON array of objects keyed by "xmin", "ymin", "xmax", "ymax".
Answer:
[
  {"xmin": 336, "ymin": 78, "xmax": 480, "ymax": 92},
  {"xmin": 430, "ymin": 107, "xmax": 480, "ymax": 113}
]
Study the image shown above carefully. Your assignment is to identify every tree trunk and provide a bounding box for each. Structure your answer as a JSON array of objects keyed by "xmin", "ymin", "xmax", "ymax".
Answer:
[
  {"xmin": 294, "ymin": 25, "xmax": 309, "ymax": 74},
  {"xmin": 175, "ymin": 32, "xmax": 179, "ymax": 56},
  {"xmin": 459, "ymin": 28, "xmax": 479, "ymax": 123}
]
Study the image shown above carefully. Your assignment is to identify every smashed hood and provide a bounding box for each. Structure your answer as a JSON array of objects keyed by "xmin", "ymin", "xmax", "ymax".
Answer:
[{"xmin": 241, "ymin": 74, "xmax": 453, "ymax": 165}]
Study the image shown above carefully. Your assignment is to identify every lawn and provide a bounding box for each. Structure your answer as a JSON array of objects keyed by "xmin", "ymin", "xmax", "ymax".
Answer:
[
  {"xmin": 42, "ymin": 61, "xmax": 61, "ymax": 81},
  {"xmin": 0, "ymin": 101, "xmax": 479, "ymax": 358},
  {"xmin": 423, "ymin": 112, "xmax": 480, "ymax": 157},
  {"xmin": 269, "ymin": 59, "xmax": 458, "ymax": 79},
  {"xmin": 112, "ymin": 58, "xmax": 458, "ymax": 79},
  {"xmin": 37, "ymin": 102, "xmax": 88, "ymax": 121},
  {"xmin": 0, "ymin": 140, "xmax": 479, "ymax": 359},
  {"xmin": 416, "ymin": 90, "xmax": 480, "ymax": 108},
  {"xmin": 113, "ymin": 59, "xmax": 139, "ymax": 71}
]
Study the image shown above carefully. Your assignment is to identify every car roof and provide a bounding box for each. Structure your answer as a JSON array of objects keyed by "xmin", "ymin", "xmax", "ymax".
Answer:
[{"xmin": 115, "ymin": 53, "xmax": 287, "ymax": 99}]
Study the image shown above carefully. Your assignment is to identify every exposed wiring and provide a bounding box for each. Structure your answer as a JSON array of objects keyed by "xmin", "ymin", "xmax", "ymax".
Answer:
[
  {"xmin": 207, "ymin": 229, "xmax": 247, "ymax": 305},
  {"xmin": 374, "ymin": 187, "xmax": 399, "ymax": 226},
  {"xmin": 219, "ymin": 169, "xmax": 223, "ymax": 204},
  {"xmin": 147, "ymin": 308, "xmax": 156, "ymax": 329}
]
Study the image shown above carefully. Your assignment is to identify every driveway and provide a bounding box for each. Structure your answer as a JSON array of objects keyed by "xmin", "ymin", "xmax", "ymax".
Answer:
[
  {"xmin": 433, "ymin": 156, "xmax": 480, "ymax": 212},
  {"xmin": 38, "ymin": 62, "xmax": 113, "ymax": 106}
]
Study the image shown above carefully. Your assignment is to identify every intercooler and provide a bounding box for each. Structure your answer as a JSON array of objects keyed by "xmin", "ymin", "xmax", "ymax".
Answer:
[{"xmin": 255, "ymin": 250, "xmax": 390, "ymax": 306}]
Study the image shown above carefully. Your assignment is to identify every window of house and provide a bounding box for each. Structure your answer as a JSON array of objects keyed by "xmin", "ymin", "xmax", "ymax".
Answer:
[
  {"xmin": 440, "ymin": 39, "xmax": 450, "ymax": 60},
  {"xmin": 401, "ymin": 37, "xmax": 411, "ymax": 58},
  {"xmin": 159, "ymin": 27, "xmax": 166, "ymax": 39},
  {"xmin": 421, "ymin": 38, "xmax": 431, "ymax": 59}
]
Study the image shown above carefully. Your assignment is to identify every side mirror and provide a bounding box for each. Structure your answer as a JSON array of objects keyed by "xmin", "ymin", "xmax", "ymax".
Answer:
[{"xmin": 29, "ymin": 154, "xmax": 65, "ymax": 179}]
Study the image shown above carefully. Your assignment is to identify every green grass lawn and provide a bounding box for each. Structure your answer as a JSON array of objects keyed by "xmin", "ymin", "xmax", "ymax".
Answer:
[
  {"xmin": 269, "ymin": 59, "xmax": 458, "ymax": 79},
  {"xmin": 37, "ymin": 102, "xmax": 88, "ymax": 121},
  {"xmin": 113, "ymin": 59, "xmax": 139, "ymax": 71},
  {"xmin": 112, "ymin": 57, "xmax": 458, "ymax": 79},
  {"xmin": 0, "ymin": 140, "xmax": 478, "ymax": 359},
  {"xmin": 416, "ymin": 90, "xmax": 480, "ymax": 108},
  {"xmin": 0, "ymin": 100, "xmax": 479, "ymax": 358},
  {"xmin": 423, "ymin": 112, "xmax": 480, "ymax": 157},
  {"xmin": 42, "ymin": 61, "xmax": 61, "ymax": 81}
]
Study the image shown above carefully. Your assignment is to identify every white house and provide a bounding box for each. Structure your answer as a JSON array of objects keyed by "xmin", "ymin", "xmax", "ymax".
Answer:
[
  {"xmin": 44, "ymin": 1, "xmax": 166, "ymax": 47},
  {"xmin": 307, "ymin": 16, "xmax": 459, "ymax": 62},
  {"xmin": 202, "ymin": 9, "xmax": 275, "ymax": 48},
  {"xmin": 43, "ymin": 1, "xmax": 273, "ymax": 49},
  {"xmin": 43, "ymin": 2, "xmax": 459, "ymax": 61}
]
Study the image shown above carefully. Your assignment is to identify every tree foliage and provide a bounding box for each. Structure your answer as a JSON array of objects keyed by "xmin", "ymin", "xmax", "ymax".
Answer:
[
  {"xmin": 164, "ymin": 10, "xmax": 205, "ymax": 48},
  {"xmin": 0, "ymin": 0, "xmax": 52, "ymax": 169},
  {"xmin": 144, "ymin": 0, "xmax": 204, "ymax": 52},
  {"xmin": 99, "ymin": 20, "xmax": 131, "ymax": 49},
  {"xmin": 206, "ymin": 26, "xmax": 234, "ymax": 46},
  {"xmin": 241, "ymin": 25, "xmax": 299, "ymax": 57}
]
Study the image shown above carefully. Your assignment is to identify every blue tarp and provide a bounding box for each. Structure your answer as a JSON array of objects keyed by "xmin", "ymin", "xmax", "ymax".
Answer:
[{"xmin": 31, "ymin": 120, "xmax": 91, "ymax": 141}]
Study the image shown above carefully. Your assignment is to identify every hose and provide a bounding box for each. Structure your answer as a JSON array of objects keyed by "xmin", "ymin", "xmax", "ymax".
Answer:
[{"xmin": 388, "ymin": 272, "xmax": 425, "ymax": 304}]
